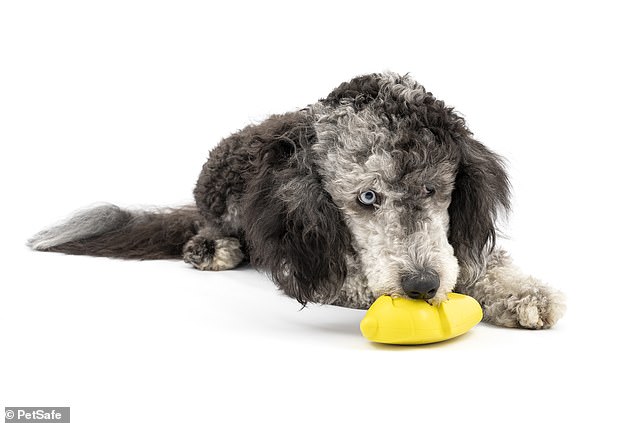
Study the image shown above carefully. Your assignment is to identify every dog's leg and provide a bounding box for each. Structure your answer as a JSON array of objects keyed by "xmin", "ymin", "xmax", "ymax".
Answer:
[
  {"xmin": 455, "ymin": 250, "xmax": 565, "ymax": 329},
  {"xmin": 182, "ymin": 226, "xmax": 244, "ymax": 271}
]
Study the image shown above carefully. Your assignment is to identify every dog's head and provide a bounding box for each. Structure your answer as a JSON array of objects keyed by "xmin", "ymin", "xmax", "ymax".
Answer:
[{"xmin": 244, "ymin": 73, "xmax": 510, "ymax": 306}]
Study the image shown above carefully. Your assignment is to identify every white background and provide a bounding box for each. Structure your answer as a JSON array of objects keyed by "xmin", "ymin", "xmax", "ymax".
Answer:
[{"xmin": 1, "ymin": 1, "xmax": 633, "ymax": 422}]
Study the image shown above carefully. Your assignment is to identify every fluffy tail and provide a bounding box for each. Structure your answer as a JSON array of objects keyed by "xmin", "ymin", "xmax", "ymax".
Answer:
[{"xmin": 27, "ymin": 204, "xmax": 200, "ymax": 259}]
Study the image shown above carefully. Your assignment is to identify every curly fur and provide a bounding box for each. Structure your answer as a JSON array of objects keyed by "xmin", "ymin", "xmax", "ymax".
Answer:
[{"xmin": 28, "ymin": 72, "xmax": 565, "ymax": 329}]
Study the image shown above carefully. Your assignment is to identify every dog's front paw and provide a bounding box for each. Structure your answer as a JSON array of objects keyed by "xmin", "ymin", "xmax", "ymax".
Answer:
[
  {"xmin": 183, "ymin": 236, "xmax": 244, "ymax": 271},
  {"xmin": 514, "ymin": 289, "xmax": 566, "ymax": 329},
  {"xmin": 485, "ymin": 279, "xmax": 566, "ymax": 329}
]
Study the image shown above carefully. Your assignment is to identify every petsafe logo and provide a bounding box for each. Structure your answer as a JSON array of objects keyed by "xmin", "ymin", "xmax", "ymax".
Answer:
[{"xmin": 5, "ymin": 407, "xmax": 69, "ymax": 423}]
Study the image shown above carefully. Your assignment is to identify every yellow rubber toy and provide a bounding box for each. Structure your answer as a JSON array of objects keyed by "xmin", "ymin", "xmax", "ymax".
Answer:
[{"xmin": 360, "ymin": 293, "xmax": 483, "ymax": 345}]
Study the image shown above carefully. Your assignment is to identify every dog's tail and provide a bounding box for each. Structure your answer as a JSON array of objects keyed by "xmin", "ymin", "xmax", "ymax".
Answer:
[{"xmin": 27, "ymin": 203, "xmax": 200, "ymax": 259}]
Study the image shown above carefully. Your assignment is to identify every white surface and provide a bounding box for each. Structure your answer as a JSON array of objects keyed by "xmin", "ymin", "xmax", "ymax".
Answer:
[{"xmin": 1, "ymin": 1, "xmax": 632, "ymax": 422}]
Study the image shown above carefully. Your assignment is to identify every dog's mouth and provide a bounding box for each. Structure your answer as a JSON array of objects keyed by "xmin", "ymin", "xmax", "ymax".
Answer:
[
  {"xmin": 373, "ymin": 267, "xmax": 456, "ymax": 306},
  {"xmin": 388, "ymin": 290, "xmax": 450, "ymax": 304}
]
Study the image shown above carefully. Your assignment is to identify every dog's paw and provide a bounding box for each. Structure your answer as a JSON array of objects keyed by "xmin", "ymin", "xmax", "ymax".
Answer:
[
  {"xmin": 514, "ymin": 289, "xmax": 566, "ymax": 329},
  {"xmin": 485, "ymin": 279, "xmax": 566, "ymax": 329},
  {"xmin": 183, "ymin": 236, "xmax": 244, "ymax": 271}
]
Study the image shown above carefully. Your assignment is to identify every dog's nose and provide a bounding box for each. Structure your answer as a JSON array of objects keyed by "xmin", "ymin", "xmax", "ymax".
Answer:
[{"xmin": 402, "ymin": 269, "xmax": 440, "ymax": 300}]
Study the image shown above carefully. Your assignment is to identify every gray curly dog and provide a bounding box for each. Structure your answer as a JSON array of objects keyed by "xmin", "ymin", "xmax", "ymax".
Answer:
[{"xmin": 29, "ymin": 72, "xmax": 565, "ymax": 329}]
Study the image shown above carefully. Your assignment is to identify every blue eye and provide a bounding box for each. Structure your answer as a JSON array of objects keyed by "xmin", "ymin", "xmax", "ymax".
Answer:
[{"xmin": 358, "ymin": 190, "xmax": 378, "ymax": 206}]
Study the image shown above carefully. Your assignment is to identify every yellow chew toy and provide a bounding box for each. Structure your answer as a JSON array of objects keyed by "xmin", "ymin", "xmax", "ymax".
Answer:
[{"xmin": 360, "ymin": 293, "xmax": 483, "ymax": 345}]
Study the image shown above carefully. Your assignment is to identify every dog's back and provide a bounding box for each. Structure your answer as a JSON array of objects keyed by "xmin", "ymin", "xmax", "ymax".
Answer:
[{"xmin": 27, "ymin": 110, "xmax": 311, "ymax": 261}]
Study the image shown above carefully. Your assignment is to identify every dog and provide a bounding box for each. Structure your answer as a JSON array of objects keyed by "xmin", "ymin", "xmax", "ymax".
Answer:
[{"xmin": 28, "ymin": 72, "xmax": 565, "ymax": 329}]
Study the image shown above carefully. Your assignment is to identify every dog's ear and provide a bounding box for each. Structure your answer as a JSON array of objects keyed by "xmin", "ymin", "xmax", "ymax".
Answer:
[
  {"xmin": 242, "ymin": 116, "xmax": 350, "ymax": 306},
  {"xmin": 448, "ymin": 137, "xmax": 511, "ymax": 273}
]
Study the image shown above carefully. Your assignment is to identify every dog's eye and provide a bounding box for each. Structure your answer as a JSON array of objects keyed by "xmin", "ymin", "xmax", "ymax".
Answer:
[
  {"xmin": 423, "ymin": 184, "xmax": 436, "ymax": 198},
  {"xmin": 358, "ymin": 190, "xmax": 379, "ymax": 207}
]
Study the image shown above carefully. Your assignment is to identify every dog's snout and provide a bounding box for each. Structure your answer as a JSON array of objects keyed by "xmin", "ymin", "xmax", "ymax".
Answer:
[{"xmin": 402, "ymin": 269, "xmax": 440, "ymax": 300}]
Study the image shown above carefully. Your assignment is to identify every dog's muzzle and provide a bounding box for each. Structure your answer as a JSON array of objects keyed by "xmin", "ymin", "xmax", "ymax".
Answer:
[{"xmin": 402, "ymin": 269, "xmax": 440, "ymax": 300}]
